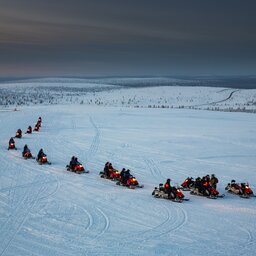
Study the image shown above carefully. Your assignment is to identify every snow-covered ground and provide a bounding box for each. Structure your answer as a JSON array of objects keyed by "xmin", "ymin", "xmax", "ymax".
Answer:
[
  {"xmin": 0, "ymin": 78, "xmax": 256, "ymax": 112},
  {"xmin": 0, "ymin": 102, "xmax": 256, "ymax": 255}
]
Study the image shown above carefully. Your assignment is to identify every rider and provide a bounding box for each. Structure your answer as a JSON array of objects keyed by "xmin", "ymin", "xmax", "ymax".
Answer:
[
  {"xmin": 16, "ymin": 129, "xmax": 22, "ymax": 137},
  {"xmin": 69, "ymin": 156, "xmax": 79, "ymax": 169},
  {"xmin": 194, "ymin": 177, "xmax": 203, "ymax": 193},
  {"xmin": 164, "ymin": 178, "xmax": 173, "ymax": 197},
  {"xmin": 9, "ymin": 137, "xmax": 15, "ymax": 145},
  {"xmin": 210, "ymin": 174, "xmax": 218, "ymax": 189},
  {"xmin": 120, "ymin": 168, "xmax": 126, "ymax": 182},
  {"xmin": 104, "ymin": 162, "xmax": 110, "ymax": 177},
  {"xmin": 22, "ymin": 144, "xmax": 31, "ymax": 156},
  {"xmin": 27, "ymin": 126, "xmax": 32, "ymax": 133},
  {"xmin": 37, "ymin": 148, "xmax": 46, "ymax": 161},
  {"xmin": 122, "ymin": 169, "xmax": 131, "ymax": 184}
]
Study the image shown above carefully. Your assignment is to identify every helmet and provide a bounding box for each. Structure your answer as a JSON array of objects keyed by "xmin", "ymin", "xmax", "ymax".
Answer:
[
  {"xmin": 167, "ymin": 178, "xmax": 171, "ymax": 182},
  {"xmin": 122, "ymin": 168, "xmax": 126, "ymax": 171}
]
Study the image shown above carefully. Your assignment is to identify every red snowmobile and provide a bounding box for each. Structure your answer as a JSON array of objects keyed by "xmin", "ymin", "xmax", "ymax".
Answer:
[
  {"xmin": 225, "ymin": 180, "xmax": 254, "ymax": 198},
  {"xmin": 180, "ymin": 177, "xmax": 195, "ymax": 190},
  {"xmin": 109, "ymin": 169, "xmax": 121, "ymax": 180},
  {"xmin": 8, "ymin": 142, "xmax": 17, "ymax": 150},
  {"xmin": 15, "ymin": 129, "xmax": 22, "ymax": 138},
  {"xmin": 116, "ymin": 176, "xmax": 144, "ymax": 189},
  {"xmin": 37, "ymin": 155, "xmax": 51, "ymax": 165},
  {"xmin": 66, "ymin": 163, "xmax": 88, "ymax": 174},
  {"xmin": 152, "ymin": 184, "xmax": 189, "ymax": 202},
  {"xmin": 23, "ymin": 151, "xmax": 34, "ymax": 159},
  {"xmin": 99, "ymin": 164, "xmax": 121, "ymax": 181}
]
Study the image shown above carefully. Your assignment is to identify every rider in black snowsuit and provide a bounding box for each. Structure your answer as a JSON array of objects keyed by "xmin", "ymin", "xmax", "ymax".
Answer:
[
  {"xmin": 22, "ymin": 144, "xmax": 30, "ymax": 156},
  {"xmin": 104, "ymin": 162, "xmax": 110, "ymax": 177},
  {"xmin": 37, "ymin": 149, "xmax": 46, "ymax": 160},
  {"xmin": 195, "ymin": 177, "xmax": 203, "ymax": 193},
  {"xmin": 9, "ymin": 137, "xmax": 15, "ymax": 144},
  {"xmin": 122, "ymin": 169, "xmax": 131, "ymax": 185}
]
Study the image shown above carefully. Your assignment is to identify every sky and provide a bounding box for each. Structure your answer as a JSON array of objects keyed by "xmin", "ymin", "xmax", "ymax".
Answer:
[{"xmin": 0, "ymin": 0, "xmax": 256, "ymax": 77}]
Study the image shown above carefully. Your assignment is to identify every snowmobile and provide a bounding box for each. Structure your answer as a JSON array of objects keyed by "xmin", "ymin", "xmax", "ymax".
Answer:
[
  {"xmin": 33, "ymin": 125, "xmax": 40, "ymax": 132},
  {"xmin": 152, "ymin": 184, "xmax": 189, "ymax": 202},
  {"xmin": 36, "ymin": 121, "xmax": 41, "ymax": 128},
  {"xmin": 26, "ymin": 126, "xmax": 32, "ymax": 134},
  {"xmin": 8, "ymin": 142, "xmax": 17, "ymax": 150},
  {"xmin": 66, "ymin": 163, "xmax": 88, "ymax": 174},
  {"xmin": 180, "ymin": 177, "xmax": 195, "ymax": 191},
  {"xmin": 190, "ymin": 182, "xmax": 224, "ymax": 199},
  {"xmin": 116, "ymin": 176, "xmax": 144, "ymax": 189},
  {"xmin": 100, "ymin": 169, "xmax": 121, "ymax": 180},
  {"xmin": 15, "ymin": 129, "xmax": 22, "ymax": 138},
  {"xmin": 225, "ymin": 180, "xmax": 254, "ymax": 198},
  {"xmin": 109, "ymin": 169, "xmax": 121, "ymax": 180},
  {"xmin": 37, "ymin": 155, "xmax": 51, "ymax": 165},
  {"xmin": 23, "ymin": 151, "xmax": 35, "ymax": 159}
]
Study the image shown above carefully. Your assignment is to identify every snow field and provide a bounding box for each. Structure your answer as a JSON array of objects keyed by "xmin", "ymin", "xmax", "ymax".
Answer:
[
  {"xmin": 0, "ymin": 78, "xmax": 256, "ymax": 112},
  {"xmin": 0, "ymin": 105, "xmax": 256, "ymax": 256}
]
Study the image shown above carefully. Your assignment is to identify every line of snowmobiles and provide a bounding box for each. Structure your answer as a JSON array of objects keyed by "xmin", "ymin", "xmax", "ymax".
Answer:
[
  {"xmin": 7, "ymin": 117, "xmax": 51, "ymax": 165},
  {"xmin": 5, "ymin": 116, "xmax": 255, "ymax": 201},
  {"xmin": 179, "ymin": 176, "xmax": 254, "ymax": 199}
]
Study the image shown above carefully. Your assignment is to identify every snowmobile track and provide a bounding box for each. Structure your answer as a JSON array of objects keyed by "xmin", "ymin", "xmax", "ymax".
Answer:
[
  {"xmin": 144, "ymin": 158, "xmax": 164, "ymax": 181},
  {"xmin": 86, "ymin": 116, "xmax": 101, "ymax": 162},
  {"xmin": 94, "ymin": 207, "xmax": 110, "ymax": 239},
  {"xmin": 0, "ymin": 174, "xmax": 49, "ymax": 256},
  {"xmin": 139, "ymin": 203, "xmax": 188, "ymax": 241}
]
